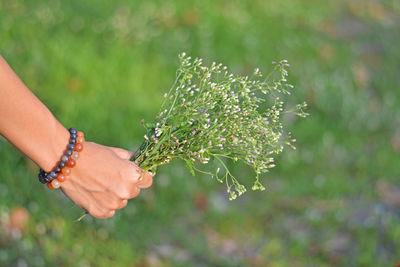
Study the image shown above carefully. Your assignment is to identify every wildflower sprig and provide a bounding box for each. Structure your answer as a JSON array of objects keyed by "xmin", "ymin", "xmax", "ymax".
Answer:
[{"xmin": 131, "ymin": 53, "xmax": 308, "ymax": 200}]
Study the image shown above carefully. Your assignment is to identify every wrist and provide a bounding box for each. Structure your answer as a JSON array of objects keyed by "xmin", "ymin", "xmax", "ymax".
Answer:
[
  {"xmin": 38, "ymin": 122, "xmax": 70, "ymax": 172},
  {"xmin": 39, "ymin": 128, "xmax": 85, "ymax": 189}
]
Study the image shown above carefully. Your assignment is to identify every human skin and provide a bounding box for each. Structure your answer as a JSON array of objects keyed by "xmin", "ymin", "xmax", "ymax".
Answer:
[{"xmin": 0, "ymin": 55, "xmax": 153, "ymax": 219}]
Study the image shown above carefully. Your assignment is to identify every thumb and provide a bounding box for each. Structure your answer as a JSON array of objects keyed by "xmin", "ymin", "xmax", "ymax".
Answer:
[{"xmin": 109, "ymin": 147, "xmax": 134, "ymax": 160}]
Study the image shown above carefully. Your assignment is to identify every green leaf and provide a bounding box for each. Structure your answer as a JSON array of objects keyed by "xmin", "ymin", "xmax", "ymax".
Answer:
[
  {"xmin": 184, "ymin": 159, "xmax": 196, "ymax": 176},
  {"xmin": 145, "ymin": 123, "xmax": 156, "ymax": 129}
]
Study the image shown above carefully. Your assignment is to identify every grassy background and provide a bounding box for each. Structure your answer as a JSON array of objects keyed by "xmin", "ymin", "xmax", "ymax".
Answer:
[{"xmin": 1, "ymin": 0, "xmax": 400, "ymax": 266}]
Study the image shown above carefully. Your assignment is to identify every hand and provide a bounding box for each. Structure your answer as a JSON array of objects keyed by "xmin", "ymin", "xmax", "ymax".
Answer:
[{"xmin": 60, "ymin": 142, "xmax": 154, "ymax": 219}]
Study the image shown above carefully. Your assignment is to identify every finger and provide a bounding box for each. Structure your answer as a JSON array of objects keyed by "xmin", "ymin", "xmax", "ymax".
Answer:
[
  {"xmin": 79, "ymin": 195, "xmax": 113, "ymax": 219},
  {"xmin": 114, "ymin": 185, "xmax": 141, "ymax": 200},
  {"xmin": 119, "ymin": 199, "xmax": 128, "ymax": 210},
  {"xmin": 129, "ymin": 162, "xmax": 143, "ymax": 176},
  {"xmin": 109, "ymin": 147, "xmax": 134, "ymax": 160},
  {"xmin": 61, "ymin": 182, "xmax": 97, "ymax": 211},
  {"xmin": 123, "ymin": 162, "xmax": 145, "ymax": 184},
  {"xmin": 89, "ymin": 207, "xmax": 115, "ymax": 219},
  {"xmin": 91, "ymin": 191, "xmax": 126, "ymax": 210},
  {"xmin": 67, "ymin": 185, "xmax": 114, "ymax": 218},
  {"xmin": 137, "ymin": 172, "xmax": 154, "ymax": 189},
  {"xmin": 63, "ymin": 183, "xmax": 126, "ymax": 215}
]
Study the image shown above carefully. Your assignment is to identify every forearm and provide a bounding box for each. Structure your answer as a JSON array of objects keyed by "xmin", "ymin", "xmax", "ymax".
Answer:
[{"xmin": 0, "ymin": 55, "xmax": 69, "ymax": 172}]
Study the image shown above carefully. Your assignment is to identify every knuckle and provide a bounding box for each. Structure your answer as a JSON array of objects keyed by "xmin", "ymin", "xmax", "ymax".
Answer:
[
  {"xmin": 116, "ymin": 190, "xmax": 131, "ymax": 200},
  {"xmin": 91, "ymin": 210, "xmax": 115, "ymax": 219},
  {"xmin": 111, "ymin": 183, "xmax": 125, "ymax": 196},
  {"xmin": 118, "ymin": 199, "xmax": 128, "ymax": 209},
  {"xmin": 131, "ymin": 187, "xmax": 141, "ymax": 198},
  {"xmin": 115, "ymin": 183, "xmax": 141, "ymax": 199},
  {"xmin": 112, "ymin": 148, "xmax": 132, "ymax": 159},
  {"xmin": 143, "ymin": 172, "xmax": 153, "ymax": 180},
  {"xmin": 98, "ymin": 214, "xmax": 109, "ymax": 219},
  {"xmin": 140, "ymin": 179, "xmax": 153, "ymax": 189},
  {"xmin": 122, "ymin": 164, "xmax": 140, "ymax": 179},
  {"xmin": 109, "ymin": 200, "xmax": 121, "ymax": 210},
  {"xmin": 130, "ymin": 166, "xmax": 143, "ymax": 180},
  {"xmin": 126, "ymin": 186, "xmax": 140, "ymax": 199},
  {"xmin": 89, "ymin": 209, "xmax": 104, "ymax": 219},
  {"xmin": 88, "ymin": 203, "xmax": 115, "ymax": 219},
  {"xmin": 139, "ymin": 174, "xmax": 153, "ymax": 189},
  {"xmin": 107, "ymin": 210, "xmax": 116, "ymax": 218},
  {"xmin": 124, "ymin": 175, "xmax": 140, "ymax": 186},
  {"xmin": 146, "ymin": 175, "xmax": 154, "ymax": 186},
  {"xmin": 112, "ymin": 198, "xmax": 128, "ymax": 210},
  {"xmin": 145, "ymin": 179, "xmax": 153, "ymax": 188}
]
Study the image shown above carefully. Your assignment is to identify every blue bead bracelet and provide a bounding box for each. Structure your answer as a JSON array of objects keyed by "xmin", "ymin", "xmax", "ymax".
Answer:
[{"xmin": 38, "ymin": 128, "xmax": 78, "ymax": 184}]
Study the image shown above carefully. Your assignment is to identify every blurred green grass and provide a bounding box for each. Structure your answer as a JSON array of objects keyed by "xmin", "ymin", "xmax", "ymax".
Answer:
[{"xmin": 1, "ymin": 0, "xmax": 400, "ymax": 266}]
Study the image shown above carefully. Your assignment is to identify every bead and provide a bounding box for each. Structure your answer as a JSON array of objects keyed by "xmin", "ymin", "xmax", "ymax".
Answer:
[
  {"xmin": 77, "ymin": 136, "xmax": 85, "ymax": 144},
  {"xmin": 38, "ymin": 169, "xmax": 50, "ymax": 182},
  {"xmin": 74, "ymin": 143, "xmax": 83, "ymax": 152},
  {"xmin": 39, "ymin": 175, "xmax": 48, "ymax": 184},
  {"xmin": 67, "ymin": 144, "xmax": 75, "ymax": 151},
  {"xmin": 66, "ymin": 149, "xmax": 73, "ymax": 156},
  {"xmin": 39, "ymin": 169, "xmax": 46, "ymax": 177},
  {"xmin": 57, "ymin": 173, "xmax": 66, "ymax": 182},
  {"xmin": 38, "ymin": 170, "xmax": 47, "ymax": 183},
  {"xmin": 59, "ymin": 161, "xmax": 66, "ymax": 168},
  {"xmin": 61, "ymin": 167, "xmax": 71, "ymax": 175},
  {"xmin": 51, "ymin": 179, "xmax": 61, "ymax": 189},
  {"xmin": 66, "ymin": 158, "xmax": 76, "ymax": 168},
  {"xmin": 38, "ymin": 128, "xmax": 82, "ymax": 187},
  {"xmin": 71, "ymin": 151, "xmax": 79, "ymax": 160}
]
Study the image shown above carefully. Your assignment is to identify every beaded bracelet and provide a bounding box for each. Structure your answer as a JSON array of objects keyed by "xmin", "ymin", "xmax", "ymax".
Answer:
[{"xmin": 38, "ymin": 128, "xmax": 85, "ymax": 189}]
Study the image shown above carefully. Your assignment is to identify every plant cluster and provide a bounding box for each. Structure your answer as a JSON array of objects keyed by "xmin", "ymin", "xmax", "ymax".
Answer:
[{"xmin": 131, "ymin": 53, "xmax": 308, "ymax": 200}]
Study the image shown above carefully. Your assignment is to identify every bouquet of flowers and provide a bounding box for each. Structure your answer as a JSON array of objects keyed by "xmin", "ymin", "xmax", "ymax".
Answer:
[{"xmin": 131, "ymin": 53, "xmax": 308, "ymax": 200}]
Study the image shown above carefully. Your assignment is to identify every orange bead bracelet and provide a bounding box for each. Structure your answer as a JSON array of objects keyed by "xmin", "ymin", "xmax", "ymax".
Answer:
[{"xmin": 38, "ymin": 128, "xmax": 85, "ymax": 189}]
